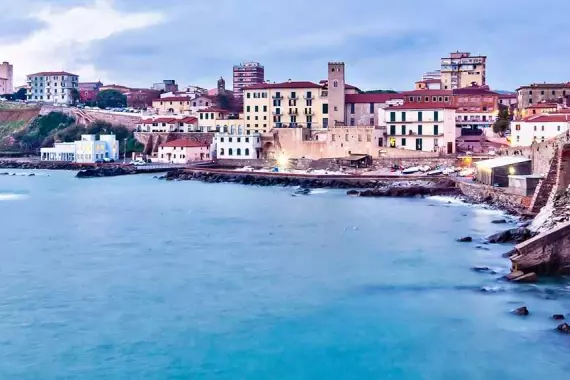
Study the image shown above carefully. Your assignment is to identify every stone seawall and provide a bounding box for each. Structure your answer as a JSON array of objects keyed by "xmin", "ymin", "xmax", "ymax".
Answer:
[
  {"xmin": 0, "ymin": 160, "xmax": 105, "ymax": 170},
  {"xmin": 457, "ymin": 181, "xmax": 532, "ymax": 215}
]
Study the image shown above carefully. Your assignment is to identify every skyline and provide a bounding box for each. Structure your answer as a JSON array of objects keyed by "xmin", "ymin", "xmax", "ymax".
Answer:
[{"xmin": 2, "ymin": 0, "xmax": 570, "ymax": 91}]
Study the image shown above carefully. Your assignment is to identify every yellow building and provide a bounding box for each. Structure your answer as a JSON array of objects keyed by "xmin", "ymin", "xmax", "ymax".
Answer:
[
  {"xmin": 521, "ymin": 102, "xmax": 558, "ymax": 119},
  {"xmin": 196, "ymin": 108, "xmax": 244, "ymax": 132},
  {"xmin": 440, "ymin": 51, "xmax": 486, "ymax": 90},
  {"xmin": 152, "ymin": 96, "xmax": 193, "ymax": 115}
]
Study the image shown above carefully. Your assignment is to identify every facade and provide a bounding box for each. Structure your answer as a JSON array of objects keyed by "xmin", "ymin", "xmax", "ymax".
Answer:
[
  {"xmin": 520, "ymin": 102, "xmax": 558, "ymax": 119},
  {"xmin": 510, "ymin": 114, "xmax": 570, "ymax": 147},
  {"xmin": 475, "ymin": 156, "xmax": 531, "ymax": 187},
  {"xmin": 137, "ymin": 117, "xmax": 198, "ymax": 132},
  {"xmin": 345, "ymin": 93, "xmax": 404, "ymax": 127},
  {"xmin": 415, "ymin": 79, "xmax": 442, "ymax": 90},
  {"xmin": 379, "ymin": 103, "xmax": 457, "ymax": 154},
  {"xmin": 516, "ymin": 83, "xmax": 570, "ymax": 109},
  {"xmin": 78, "ymin": 81, "xmax": 103, "ymax": 102},
  {"xmin": 26, "ymin": 71, "xmax": 79, "ymax": 104},
  {"xmin": 40, "ymin": 134, "xmax": 119, "ymax": 162},
  {"xmin": 422, "ymin": 70, "xmax": 441, "ymax": 81},
  {"xmin": 452, "ymin": 85, "xmax": 499, "ymax": 132},
  {"xmin": 214, "ymin": 132, "xmax": 262, "ymax": 159},
  {"xmin": 126, "ymin": 88, "xmax": 161, "ymax": 109},
  {"xmin": 0, "ymin": 61, "xmax": 14, "ymax": 95},
  {"xmin": 440, "ymin": 51, "xmax": 486, "ymax": 90},
  {"xmin": 233, "ymin": 62, "xmax": 265, "ymax": 99},
  {"xmin": 152, "ymin": 80, "xmax": 178, "ymax": 92},
  {"xmin": 157, "ymin": 139, "xmax": 209, "ymax": 164},
  {"xmin": 499, "ymin": 93, "xmax": 517, "ymax": 107},
  {"xmin": 197, "ymin": 108, "xmax": 235, "ymax": 132},
  {"xmin": 152, "ymin": 95, "xmax": 216, "ymax": 115}
]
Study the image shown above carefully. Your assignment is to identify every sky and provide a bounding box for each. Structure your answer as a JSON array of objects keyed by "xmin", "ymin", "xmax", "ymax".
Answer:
[{"xmin": 1, "ymin": 0, "xmax": 569, "ymax": 92}]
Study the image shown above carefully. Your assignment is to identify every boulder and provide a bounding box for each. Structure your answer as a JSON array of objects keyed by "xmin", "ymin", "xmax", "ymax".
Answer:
[
  {"xmin": 346, "ymin": 189, "xmax": 359, "ymax": 196},
  {"xmin": 471, "ymin": 266, "xmax": 497, "ymax": 275},
  {"xmin": 513, "ymin": 306, "xmax": 529, "ymax": 316},
  {"xmin": 457, "ymin": 236, "xmax": 473, "ymax": 242},
  {"xmin": 510, "ymin": 272, "xmax": 538, "ymax": 283},
  {"xmin": 556, "ymin": 323, "xmax": 570, "ymax": 334},
  {"xmin": 552, "ymin": 314, "xmax": 565, "ymax": 320},
  {"xmin": 487, "ymin": 227, "xmax": 534, "ymax": 244},
  {"xmin": 491, "ymin": 219, "xmax": 507, "ymax": 224},
  {"xmin": 505, "ymin": 270, "xmax": 525, "ymax": 281}
]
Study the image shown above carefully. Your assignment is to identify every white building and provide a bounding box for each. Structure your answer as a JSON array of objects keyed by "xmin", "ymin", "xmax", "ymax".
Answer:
[
  {"xmin": 137, "ymin": 117, "xmax": 199, "ymax": 132},
  {"xmin": 157, "ymin": 139, "xmax": 210, "ymax": 164},
  {"xmin": 0, "ymin": 61, "xmax": 14, "ymax": 95},
  {"xmin": 26, "ymin": 71, "xmax": 79, "ymax": 104},
  {"xmin": 214, "ymin": 132, "xmax": 262, "ymax": 159},
  {"xmin": 510, "ymin": 113, "xmax": 570, "ymax": 147},
  {"xmin": 378, "ymin": 104, "xmax": 457, "ymax": 154},
  {"xmin": 40, "ymin": 134, "xmax": 119, "ymax": 163}
]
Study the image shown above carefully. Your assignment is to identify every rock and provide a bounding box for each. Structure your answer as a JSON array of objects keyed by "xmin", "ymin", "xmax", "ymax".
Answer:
[
  {"xmin": 505, "ymin": 270, "xmax": 525, "ymax": 281},
  {"xmin": 513, "ymin": 306, "xmax": 529, "ymax": 316},
  {"xmin": 457, "ymin": 236, "xmax": 473, "ymax": 242},
  {"xmin": 552, "ymin": 314, "xmax": 565, "ymax": 320},
  {"xmin": 556, "ymin": 323, "xmax": 570, "ymax": 334},
  {"xmin": 510, "ymin": 272, "xmax": 538, "ymax": 283},
  {"xmin": 501, "ymin": 249, "xmax": 516, "ymax": 258},
  {"xmin": 0, "ymin": 172, "xmax": 8, "ymax": 175},
  {"xmin": 28, "ymin": 173, "xmax": 35, "ymax": 176},
  {"xmin": 487, "ymin": 227, "xmax": 534, "ymax": 244},
  {"xmin": 471, "ymin": 266, "xmax": 497, "ymax": 274},
  {"xmin": 491, "ymin": 219, "xmax": 507, "ymax": 224},
  {"xmin": 347, "ymin": 189, "xmax": 359, "ymax": 196},
  {"xmin": 475, "ymin": 245, "xmax": 491, "ymax": 251},
  {"xmin": 558, "ymin": 265, "xmax": 570, "ymax": 275},
  {"xmin": 294, "ymin": 188, "xmax": 311, "ymax": 195}
]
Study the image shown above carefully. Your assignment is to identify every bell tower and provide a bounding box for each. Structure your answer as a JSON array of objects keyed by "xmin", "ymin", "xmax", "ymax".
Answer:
[
  {"xmin": 327, "ymin": 62, "xmax": 346, "ymax": 126},
  {"xmin": 217, "ymin": 77, "xmax": 226, "ymax": 93}
]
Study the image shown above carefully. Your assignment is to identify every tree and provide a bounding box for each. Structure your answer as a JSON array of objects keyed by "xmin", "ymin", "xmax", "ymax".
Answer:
[
  {"xmin": 492, "ymin": 119, "xmax": 510, "ymax": 135},
  {"xmin": 69, "ymin": 88, "xmax": 80, "ymax": 106},
  {"xmin": 96, "ymin": 89, "xmax": 127, "ymax": 109},
  {"xmin": 216, "ymin": 93, "xmax": 233, "ymax": 110},
  {"xmin": 13, "ymin": 88, "xmax": 27, "ymax": 101},
  {"xmin": 363, "ymin": 89, "xmax": 398, "ymax": 94}
]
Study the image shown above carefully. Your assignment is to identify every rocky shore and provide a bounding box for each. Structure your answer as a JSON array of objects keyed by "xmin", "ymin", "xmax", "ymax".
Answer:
[
  {"xmin": 0, "ymin": 160, "xmax": 99, "ymax": 171},
  {"xmin": 76, "ymin": 166, "xmax": 136, "ymax": 178},
  {"xmin": 346, "ymin": 179, "xmax": 459, "ymax": 198}
]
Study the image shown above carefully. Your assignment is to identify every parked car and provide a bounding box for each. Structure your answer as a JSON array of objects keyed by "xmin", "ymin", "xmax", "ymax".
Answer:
[
  {"xmin": 95, "ymin": 159, "xmax": 104, "ymax": 164},
  {"xmin": 103, "ymin": 158, "xmax": 115, "ymax": 163}
]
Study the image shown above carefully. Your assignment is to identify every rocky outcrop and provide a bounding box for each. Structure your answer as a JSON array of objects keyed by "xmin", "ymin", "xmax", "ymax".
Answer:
[
  {"xmin": 457, "ymin": 236, "xmax": 473, "ymax": 243},
  {"xmin": 513, "ymin": 306, "xmax": 529, "ymax": 316},
  {"xmin": 76, "ymin": 166, "xmax": 136, "ymax": 178},
  {"xmin": 0, "ymin": 160, "xmax": 102, "ymax": 171},
  {"xmin": 487, "ymin": 228, "xmax": 535, "ymax": 244},
  {"xmin": 556, "ymin": 323, "xmax": 570, "ymax": 334}
]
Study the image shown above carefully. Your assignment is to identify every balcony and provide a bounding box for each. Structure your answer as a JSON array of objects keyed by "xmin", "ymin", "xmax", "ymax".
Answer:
[
  {"xmin": 320, "ymin": 91, "xmax": 328, "ymax": 97},
  {"xmin": 271, "ymin": 111, "xmax": 282, "ymax": 115},
  {"xmin": 288, "ymin": 109, "xmax": 299, "ymax": 115},
  {"xmin": 288, "ymin": 95, "xmax": 298, "ymax": 100},
  {"xmin": 304, "ymin": 109, "xmax": 314, "ymax": 115},
  {"xmin": 304, "ymin": 95, "xmax": 314, "ymax": 100},
  {"xmin": 272, "ymin": 95, "xmax": 283, "ymax": 100}
]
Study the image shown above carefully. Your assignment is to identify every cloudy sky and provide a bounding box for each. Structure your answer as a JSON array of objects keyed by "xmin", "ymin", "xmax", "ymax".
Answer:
[{"xmin": 1, "ymin": 0, "xmax": 568, "ymax": 92}]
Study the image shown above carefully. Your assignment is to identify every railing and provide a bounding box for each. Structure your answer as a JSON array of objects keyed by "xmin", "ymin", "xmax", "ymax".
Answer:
[
  {"xmin": 288, "ymin": 96, "xmax": 298, "ymax": 100},
  {"xmin": 272, "ymin": 95, "xmax": 283, "ymax": 100},
  {"xmin": 288, "ymin": 109, "xmax": 298, "ymax": 115}
]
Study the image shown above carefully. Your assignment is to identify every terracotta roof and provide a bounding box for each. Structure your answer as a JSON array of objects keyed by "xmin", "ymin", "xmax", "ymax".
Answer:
[
  {"xmin": 197, "ymin": 107, "xmax": 229, "ymax": 113},
  {"xmin": 453, "ymin": 87, "xmax": 498, "ymax": 95},
  {"xmin": 180, "ymin": 117, "xmax": 198, "ymax": 123},
  {"xmin": 345, "ymin": 93, "xmax": 403, "ymax": 103},
  {"xmin": 516, "ymin": 83, "xmax": 570, "ymax": 90},
  {"xmin": 27, "ymin": 71, "xmax": 78, "ymax": 77},
  {"xmin": 522, "ymin": 114, "xmax": 570, "ymax": 122},
  {"xmin": 387, "ymin": 102, "xmax": 456, "ymax": 110},
  {"xmin": 245, "ymin": 81, "xmax": 322, "ymax": 90},
  {"xmin": 526, "ymin": 102, "xmax": 558, "ymax": 109},
  {"xmin": 401, "ymin": 89, "xmax": 453, "ymax": 96},
  {"xmin": 160, "ymin": 139, "xmax": 209, "ymax": 148},
  {"xmin": 499, "ymin": 93, "xmax": 517, "ymax": 98},
  {"xmin": 141, "ymin": 118, "xmax": 177, "ymax": 124},
  {"xmin": 154, "ymin": 97, "xmax": 192, "ymax": 102}
]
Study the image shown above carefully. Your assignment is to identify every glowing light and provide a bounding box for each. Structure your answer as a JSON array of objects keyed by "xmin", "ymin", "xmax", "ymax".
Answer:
[
  {"xmin": 463, "ymin": 156, "xmax": 473, "ymax": 166},
  {"xmin": 509, "ymin": 166, "xmax": 516, "ymax": 175},
  {"xmin": 276, "ymin": 153, "xmax": 290, "ymax": 170}
]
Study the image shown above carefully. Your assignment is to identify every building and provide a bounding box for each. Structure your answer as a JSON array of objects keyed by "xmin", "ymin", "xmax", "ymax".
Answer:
[
  {"xmin": 137, "ymin": 116, "xmax": 198, "ymax": 133},
  {"xmin": 197, "ymin": 108, "xmax": 235, "ymax": 132},
  {"xmin": 510, "ymin": 113, "xmax": 570, "ymax": 147},
  {"xmin": 26, "ymin": 71, "xmax": 79, "ymax": 104},
  {"xmin": 214, "ymin": 132, "xmax": 262, "ymax": 159},
  {"xmin": 400, "ymin": 89, "xmax": 453, "ymax": 105},
  {"xmin": 126, "ymin": 88, "xmax": 161, "ymax": 109},
  {"xmin": 440, "ymin": 51, "xmax": 486, "ymax": 90},
  {"xmin": 345, "ymin": 93, "xmax": 404, "ymax": 127},
  {"xmin": 152, "ymin": 95, "xmax": 216, "ymax": 115},
  {"xmin": 78, "ymin": 81, "xmax": 103, "ymax": 102},
  {"xmin": 157, "ymin": 139, "xmax": 209, "ymax": 164},
  {"xmin": 0, "ymin": 61, "xmax": 14, "ymax": 95},
  {"xmin": 516, "ymin": 83, "xmax": 570, "ymax": 109},
  {"xmin": 499, "ymin": 93, "xmax": 517, "ymax": 108},
  {"xmin": 99, "ymin": 84, "xmax": 130, "ymax": 93},
  {"xmin": 415, "ymin": 79, "xmax": 442, "ymax": 90},
  {"xmin": 475, "ymin": 156, "xmax": 531, "ymax": 187},
  {"xmin": 378, "ymin": 103, "xmax": 457, "ymax": 154},
  {"xmin": 40, "ymin": 134, "xmax": 119, "ymax": 162},
  {"xmin": 233, "ymin": 62, "xmax": 264, "ymax": 98},
  {"xmin": 422, "ymin": 70, "xmax": 441, "ymax": 81},
  {"xmin": 152, "ymin": 80, "xmax": 178, "ymax": 93},
  {"xmin": 520, "ymin": 102, "xmax": 559, "ymax": 119},
  {"xmin": 452, "ymin": 84, "xmax": 499, "ymax": 133}
]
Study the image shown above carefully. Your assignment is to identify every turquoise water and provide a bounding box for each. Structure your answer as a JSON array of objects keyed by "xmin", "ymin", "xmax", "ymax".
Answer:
[{"xmin": 0, "ymin": 170, "xmax": 569, "ymax": 379}]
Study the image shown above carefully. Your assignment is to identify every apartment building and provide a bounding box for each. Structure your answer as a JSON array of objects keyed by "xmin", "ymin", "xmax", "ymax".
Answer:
[
  {"xmin": 516, "ymin": 83, "xmax": 570, "ymax": 109},
  {"xmin": 379, "ymin": 103, "xmax": 456, "ymax": 154},
  {"xmin": 152, "ymin": 79, "xmax": 178, "ymax": 92},
  {"xmin": 452, "ymin": 85, "xmax": 499, "ymax": 132},
  {"xmin": 78, "ymin": 81, "xmax": 103, "ymax": 102},
  {"xmin": 0, "ymin": 61, "xmax": 14, "ymax": 95},
  {"xmin": 440, "ymin": 51, "xmax": 486, "ymax": 90},
  {"xmin": 26, "ymin": 71, "xmax": 79, "ymax": 104},
  {"xmin": 511, "ymin": 113, "xmax": 570, "ymax": 147},
  {"xmin": 233, "ymin": 62, "xmax": 264, "ymax": 99},
  {"xmin": 345, "ymin": 93, "xmax": 404, "ymax": 127}
]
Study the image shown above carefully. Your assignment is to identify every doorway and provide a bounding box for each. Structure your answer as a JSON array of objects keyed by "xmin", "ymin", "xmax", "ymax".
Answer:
[{"xmin": 415, "ymin": 138, "xmax": 423, "ymax": 151}]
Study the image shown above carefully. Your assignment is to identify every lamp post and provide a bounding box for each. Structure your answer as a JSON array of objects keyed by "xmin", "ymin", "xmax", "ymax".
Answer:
[{"xmin": 123, "ymin": 138, "xmax": 127, "ymax": 164}]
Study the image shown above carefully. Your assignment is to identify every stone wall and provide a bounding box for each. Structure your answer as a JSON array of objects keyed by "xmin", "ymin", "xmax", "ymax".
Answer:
[
  {"xmin": 41, "ymin": 106, "xmax": 143, "ymax": 129},
  {"xmin": 215, "ymin": 158, "xmax": 276, "ymax": 168},
  {"xmin": 457, "ymin": 181, "xmax": 531, "ymax": 214},
  {"xmin": 374, "ymin": 157, "xmax": 457, "ymax": 169}
]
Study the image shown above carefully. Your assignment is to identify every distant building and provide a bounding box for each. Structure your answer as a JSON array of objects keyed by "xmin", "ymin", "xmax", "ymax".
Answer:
[
  {"xmin": 157, "ymin": 139, "xmax": 210, "ymax": 164},
  {"xmin": 345, "ymin": 93, "xmax": 404, "ymax": 127},
  {"xmin": 510, "ymin": 113, "xmax": 570, "ymax": 147},
  {"xmin": 0, "ymin": 61, "xmax": 14, "ymax": 95},
  {"xmin": 452, "ymin": 84, "xmax": 499, "ymax": 133},
  {"xmin": 475, "ymin": 156, "xmax": 531, "ymax": 187},
  {"xmin": 99, "ymin": 84, "xmax": 130, "ymax": 93},
  {"xmin": 125, "ymin": 88, "xmax": 161, "ymax": 109},
  {"xmin": 152, "ymin": 79, "xmax": 178, "ymax": 93},
  {"xmin": 78, "ymin": 81, "xmax": 103, "ymax": 102},
  {"xmin": 152, "ymin": 95, "xmax": 216, "ymax": 115},
  {"xmin": 233, "ymin": 62, "xmax": 265, "ymax": 98},
  {"xmin": 40, "ymin": 134, "xmax": 119, "ymax": 162},
  {"xmin": 415, "ymin": 79, "xmax": 442, "ymax": 90},
  {"xmin": 440, "ymin": 51, "xmax": 486, "ymax": 90},
  {"xmin": 499, "ymin": 93, "xmax": 517, "ymax": 108},
  {"xmin": 137, "ymin": 116, "xmax": 198, "ymax": 133},
  {"xmin": 197, "ymin": 108, "xmax": 235, "ymax": 132},
  {"xmin": 214, "ymin": 131, "xmax": 262, "ymax": 159},
  {"xmin": 26, "ymin": 71, "xmax": 79, "ymax": 104},
  {"xmin": 422, "ymin": 70, "xmax": 441, "ymax": 82},
  {"xmin": 516, "ymin": 83, "xmax": 570, "ymax": 109}
]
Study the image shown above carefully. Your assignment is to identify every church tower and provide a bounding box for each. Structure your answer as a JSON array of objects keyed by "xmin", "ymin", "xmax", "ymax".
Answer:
[
  {"xmin": 327, "ymin": 62, "xmax": 346, "ymax": 126},
  {"xmin": 217, "ymin": 77, "xmax": 226, "ymax": 93}
]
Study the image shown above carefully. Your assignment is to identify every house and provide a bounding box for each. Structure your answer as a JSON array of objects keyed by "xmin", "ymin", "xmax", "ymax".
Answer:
[
  {"xmin": 137, "ymin": 117, "xmax": 198, "ymax": 132},
  {"xmin": 26, "ymin": 71, "xmax": 79, "ymax": 105},
  {"xmin": 157, "ymin": 139, "xmax": 210, "ymax": 164},
  {"xmin": 510, "ymin": 113, "xmax": 570, "ymax": 147},
  {"xmin": 214, "ymin": 132, "xmax": 262, "ymax": 159},
  {"xmin": 40, "ymin": 134, "xmax": 119, "ymax": 163}
]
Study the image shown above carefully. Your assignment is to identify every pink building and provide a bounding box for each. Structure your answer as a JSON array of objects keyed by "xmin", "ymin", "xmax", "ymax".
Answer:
[
  {"xmin": 233, "ymin": 62, "xmax": 264, "ymax": 99},
  {"xmin": 157, "ymin": 139, "xmax": 210, "ymax": 164}
]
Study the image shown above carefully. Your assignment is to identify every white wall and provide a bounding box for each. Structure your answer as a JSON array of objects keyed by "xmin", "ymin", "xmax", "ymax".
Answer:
[
  {"xmin": 510, "ymin": 121, "xmax": 569, "ymax": 147},
  {"xmin": 215, "ymin": 133, "xmax": 261, "ymax": 159}
]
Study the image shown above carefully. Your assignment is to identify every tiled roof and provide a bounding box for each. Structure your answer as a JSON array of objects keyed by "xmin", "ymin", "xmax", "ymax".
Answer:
[
  {"xmin": 345, "ymin": 93, "xmax": 403, "ymax": 103},
  {"xmin": 499, "ymin": 93, "xmax": 517, "ymax": 98},
  {"xmin": 245, "ymin": 81, "xmax": 322, "ymax": 90},
  {"xmin": 141, "ymin": 118, "xmax": 177, "ymax": 124},
  {"xmin": 400, "ymin": 89, "xmax": 453, "ymax": 96},
  {"xmin": 197, "ymin": 107, "xmax": 229, "ymax": 113},
  {"xmin": 453, "ymin": 87, "xmax": 498, "ymax": 95},
  {"xmin": 160, "ymin": 139, "xmax": 209, "ymax": 148},
  {"xmin": 526, "ymin": 102, "xmax": 558, "ymax": 109},
  {"xmin": 180, "ymin": 117, "xmax": 198, "ymax": 123},
  {"xmin": 522, "ymin": 114, "xmax": 570, "ymax": 122},
  {"xmin": 27, "ymin": 71, "xmax": 78, "ymax": 77},
  {"xmin": 516, "ymin": 83, "xmax": 570, "ymax": 90},
  {"xmin": 387, "ymin": 102, "xmax": 456, "ymax": 110},
  {"xmin": 154, "ymin": 97, "xmax": 192, "ymax": 102}
]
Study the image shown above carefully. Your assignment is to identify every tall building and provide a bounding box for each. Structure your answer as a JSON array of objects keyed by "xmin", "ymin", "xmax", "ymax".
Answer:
[
  {"xmin": 0, "ymin": 61, "xmax": 14, "ymax": 95},
  {"xmin": 440, "ymin": 52, "xmax": 486, "ymax": 90},
  {"xmin": 26, "ymin": 71, "xmax": 79, "ymax": 104},
  {"xmin": 152, "ymin": 79, "xmax": 178, "ymax": 92},
  {"xmin": 422, "ymin": 70, "xmax": 441, "ymax": 81},
  {"xmin": 233, "ymin": 62, "xmax": 264, "ymax": 98},
  {"xmin": 516, "ymin": 83, "xmax": 570, "ymax": 109}
]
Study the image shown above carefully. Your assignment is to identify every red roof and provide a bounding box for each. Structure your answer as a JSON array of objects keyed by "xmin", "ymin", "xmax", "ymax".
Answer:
[
  {"xmin": 245, "ymin": 81, "xmax": 322, "ymax": 90},
  {"xmin": 27, "ymin": 71, "xmax": 78, "ymax": 77},
  {"xmin": 155, "ymin": 97, "xmax": 192, "ymax": 102},
  {"xmin": 522, "ymin": 114, "xmax": 570, "ymax": 122},
  {"xmin": 387, "ymin": 102, "xmax": 456, "ymax": 110},
  {"xmin": 141, "ymin": 118, "xmax": 177, "ymax": 124},
  {"xmin": 516, "ymin": 83, "xmax": 570, "ymax": 91},
  {"xmin": 526, "ymin": 102, "xmax": 558, "ymax": 109},
  {"xmin": 345, "ymin": 93, "xmax": 403, "ymax": 103},
  {"xmin": 180, "ymin": 117, "xmax": 198, "ymax": 123},
  {"xmin": 160, "ymin": 139, "xmax": 209, "ymax": 148},
  {"xmin": 197, "ymin": 107, "xmax": 229, "ymax": 113},
  {"xmin": 453, "ymin": 87, "xmax": 498, "ymax": 95},
  {"xmin": 499, "ymin": 93, "xmax": 517, "ymax": 98},
  {"xmin": 401, "ymin": 89, "xmax": 452, "ymax": 96}
]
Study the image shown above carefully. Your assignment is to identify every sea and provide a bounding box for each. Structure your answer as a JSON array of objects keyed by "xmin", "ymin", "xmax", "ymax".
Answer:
[{"xmin": 0, "ymin": 170, "xmax": 569, "ymax": 379}]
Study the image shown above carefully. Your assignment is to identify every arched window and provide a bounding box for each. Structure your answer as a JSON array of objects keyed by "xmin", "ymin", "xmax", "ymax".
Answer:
[
  {"xmin": 245, "ymin": 148, "xmax": 250, "ymax": 156},
  {"xmin": 230, "ymin": 125, "xmax": 235, "ymax": 134},
  {"xmin": 237, "ymin": 148, "xmax": 241, "ymax": 156},
  {"xmin": 333, "ymin": 80, "xmax": 338, "ymax": 88},
  {"xmin": 229, "ymin": 148, "xmax": 233, "ymax": 156},
  {"xmin": 238, "ymin": 126, "xmax": 243, "ymax": 134},
  {"xmin": 223, "ymin": 125, "xmax": 228, "ymax": 133},
  {"xmin": 220, "ymin": 148, "xmax": 225, "ymax": 155}
]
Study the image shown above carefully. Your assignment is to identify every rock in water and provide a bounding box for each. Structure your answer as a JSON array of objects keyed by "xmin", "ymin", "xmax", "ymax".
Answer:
[
  {"xmin": 513, "ymin": 306, "xmax": 529, "ymax": 316},
  {"xmin": 487, "ymin": 228, "xmax": 534, "ymax": 244},
  {"xmin": 552, "ymin": 314, "xmax": 565, "ymax": 320},
  {"xmin": 511, "ymin": 272, "xmax": 538, "ymax": 283},
  {"xmin": 346, "ymin": 190, "xmax": 359, "ymax": 196},
  {"xmin": 556, "ymin": 323, "xmax": 570, "ymax": 334},
  {"xmin": 505, "ymin": 270, "xmax": 525, "ymax": 281},
  {"xmin": 457, "ymin": 236, "xmax": 473, "ymax": 242},
  {"xmin": 294, "ymin": 188, "xmax": 311, "ymax": 195},
  {"xmin": 491, "ymin": 219, "xmax": 507, "ymax": 224}
]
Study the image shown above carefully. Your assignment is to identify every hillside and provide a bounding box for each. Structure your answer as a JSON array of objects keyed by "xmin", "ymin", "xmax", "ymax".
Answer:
[{"xmin": 0, "ymin": 107, "xmax": 42, "ymax": 145}]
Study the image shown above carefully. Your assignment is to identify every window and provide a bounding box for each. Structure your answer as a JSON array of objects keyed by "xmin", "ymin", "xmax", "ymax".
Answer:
[
  {"xmin": 333, "ymin": 80, "xmax": 338, "ymax": 88},
  {"xmin": 246, "ymin": 106, "xmax": 250, "ymax": 112},
  {"xmin": 401, "ymin": 138, "xmax": 406, "ymax": 146},
  {"xmin": 220, "ymin": 137, "xmax": 224, "ymax": 142},
  {"xmin": 369, "ymin": 117, "xmax": 374, "ymax": 125},
  {"xmin": 390, "ymin": 112, "xmax": 396, "ymax": 122},
  {"xmin": 229, "ymin": 137, "xmax": 233, "ymax": 142},
  {"xmin": 529, "ymin": 98, "xmax": 533, "ymax": 104},
  {"xmin": 350, "ymin": 118, "xmax": 355, "ymax": 126},
  {"xmin": 552, "ymin": 90, "xmax": 556, "ymax": 95},
  {"xmin": 515, "ymin": 124, "xmax": 521, "ymax": 131},
  {"xmin": 228, "ymin": 148, "xmax": 233, "ymax": 156},
  {"xmin": 246, "ymin": 93, "xmax": 250, "ymax": 98},
  {"xmin": 418, "ymin": 111, "xmax": 423, "ymax": 122},
  {"xmin": 432, "ymin": 96, "xmax": 437, "ymax": 102},
  {"xmin": 345, "ymin": 134, "xmax": 349, "ymax": 142},
  {"xmin": 246, "ymin": 137, "xmax": 250, "ymax": 142},
  {"xmin": 534, "ymin": 125, "xmax": 537, "ymax": 131},
  {"xmin": 237, "ymin": 137, "xmax": 241, "ymax": 143},
  {"xmin": 369, "ymin": 103, "xmax": 374, "ymax": 113},
  {"xmin": 237, "ymin": 148, "xmax": 241, "ymax": 156},
  {"xmin": 434, "ymin": 125, "xmax": 439, "ymax": 135},
  {"xmin": 390, "ymin": 125, "xmax": 396, "ymax": 135},
  {"xmin": 541, "ymin": 125, "xmax": 545, "ymax": 131},
  {"xmin": 263, "ymin": 105, "xmax": 267, "ymax": 112},
  {"xmin": 323, "ymin": 104, "xmax": 329, "ymax": 114},
  {"xmin": 255, "ymin": 106, "xmax": 259, "ymax": 112},
  {"xmin": 438, "ymin": 97, "xmax": 443, "ymax": 102},
  {"xmin": 434, "ymin": 111, "xmax": 439, "ymax": 121},
  {"xmin": 350, "ymin": 103, "xmax": 355, "ymax": 114},
  {"xmin": 418, "ymin": 125, "xmax": 423, "ymax": 135},
  {"xmin": 541, "ymin": 90, "xmax": 545, "ymax": 95},
  {"xmin": 401, "ymin": 112, "xmax": 406, "ymax": 122},
  {"xmin": 542, "ymin": 136, "xmax": 545, "ymax": 142},
  {"xmin": 529, "ymin": 91, "xmax": 533, "ymax": 95},
  {"xmin": 367, "ymin": 134, "xmax": 371, "ymax": 142},
  {"xmin": 425, "ymin": 96, "xmax": 429, "ymax": 102},
  {"xmin": 558, "ymin": 125, "xmax": 561, "ymax": 132},
  {"xmin": 401, "ymin": 125, "xmax": 406, "ymax": 135}
]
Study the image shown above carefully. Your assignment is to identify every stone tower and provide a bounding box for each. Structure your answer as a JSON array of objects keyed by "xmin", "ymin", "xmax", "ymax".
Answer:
[
  {"xmin": 327, "ymin": 62, "xmax": 346, "ymax": 126},
  {"xmin": 217, "ymin": 77, "xmax": 226, "ymax": 93}
]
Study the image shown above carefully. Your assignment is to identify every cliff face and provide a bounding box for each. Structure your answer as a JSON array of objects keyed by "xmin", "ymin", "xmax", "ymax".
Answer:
[{"xmin": 0, "ymin": 108, "xmax": 41, "ymax": 141}]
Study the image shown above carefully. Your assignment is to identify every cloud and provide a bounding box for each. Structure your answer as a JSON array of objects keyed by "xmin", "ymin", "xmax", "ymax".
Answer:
[{"xmin": 0, "ymin": 0, "xmax": 165, "ymax": 85}]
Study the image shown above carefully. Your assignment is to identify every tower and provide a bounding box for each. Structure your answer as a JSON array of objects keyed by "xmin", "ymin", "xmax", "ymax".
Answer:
[
  {"xmin": 0, "ymin": 62, "xmax": 13, "ymax": 95},
  {"xmin": 217, "ymin": 77, "xmax": 226, "ymax": 93},
  {"xmin": 327, "ymin": 62, "xmax": 346, "ymax": 126}
]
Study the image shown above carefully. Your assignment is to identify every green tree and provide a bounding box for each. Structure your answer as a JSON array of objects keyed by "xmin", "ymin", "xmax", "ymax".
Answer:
[
  {"xmin": 13, "ymin": 88, "xmax": 27, "ymax": 101},
  {"xmin": 216, "ymin": 93, "xmax": 232, "ymax": 110},
  {"xmin": 69, "ymin": 88, "xmax": 80, "ymax": 106},
  {"xmin": 363, "ymin": 89, "xmax": 398, "ymax": 94},
  {"xmin": 96, "ymin": 89, "xmax": 127, "ymax": 109},
  {"xmin": 492, "ymin": 106, "xmax": 512, "ymax": 136}
]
